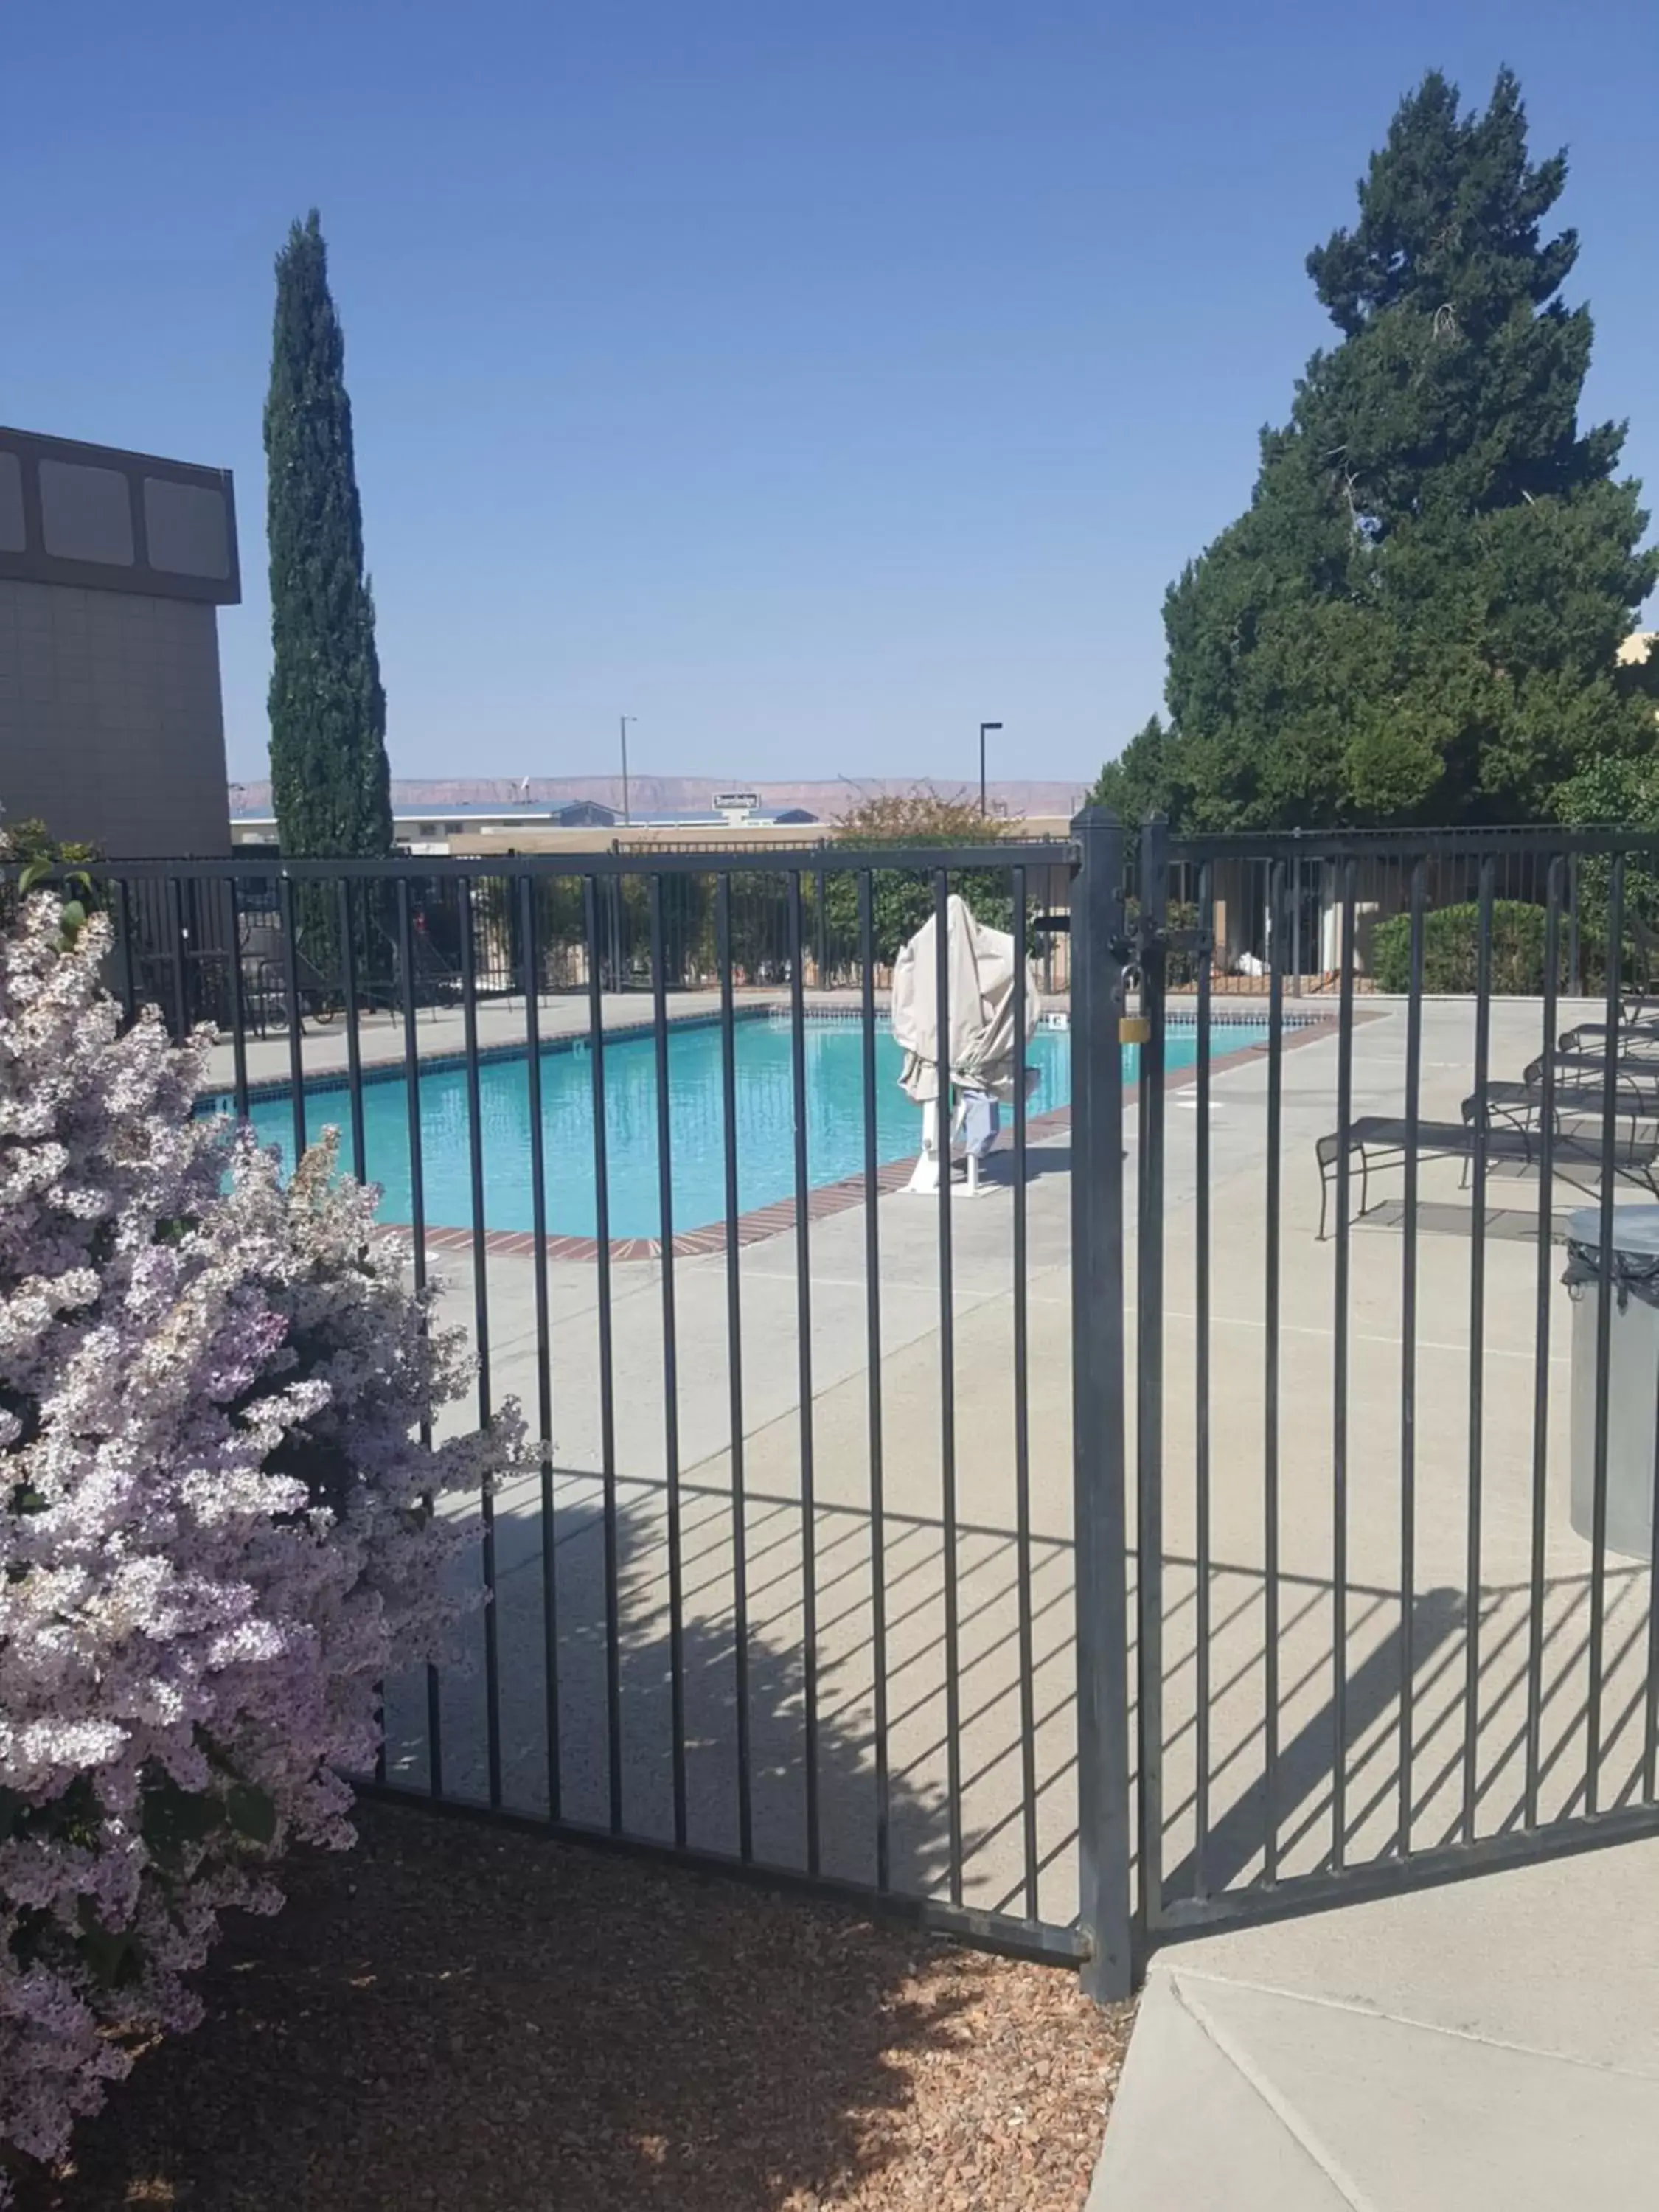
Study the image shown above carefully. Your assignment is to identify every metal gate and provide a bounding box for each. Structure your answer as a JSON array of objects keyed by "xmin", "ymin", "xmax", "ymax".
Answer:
[
  {"xmin": 40, "ymin": 813, "xmax": 1659, "ymax": 1995},
  {"xmin": 50, "ymin": 838, "xmax": 1138, "ymax": 1981},
  {"xmin": 1129, "ymin": 819, "xmax": 1659, "ymax": 1951}
]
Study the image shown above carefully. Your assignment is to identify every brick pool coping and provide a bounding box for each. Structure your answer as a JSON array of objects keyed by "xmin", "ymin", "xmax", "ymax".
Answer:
[{"xmin": 381, "ymin": 1007, "xmax": 1355, "ymax": 1265}]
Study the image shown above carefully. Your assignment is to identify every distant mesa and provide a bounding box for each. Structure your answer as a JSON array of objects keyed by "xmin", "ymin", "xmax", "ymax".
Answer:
[{"xmin": 227, "ymin": 774, "xmax": 1088, "ymax": 821}]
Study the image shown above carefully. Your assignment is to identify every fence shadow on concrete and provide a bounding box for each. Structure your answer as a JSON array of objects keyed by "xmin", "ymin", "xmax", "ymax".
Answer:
[
  {"xmin": 1151, "ymin": 1550, "xmax": 1659, "ymax": 1927},
  {"xmin": 384, "ymin": 1459, "xmax": 1094, "ymax": 1935}
]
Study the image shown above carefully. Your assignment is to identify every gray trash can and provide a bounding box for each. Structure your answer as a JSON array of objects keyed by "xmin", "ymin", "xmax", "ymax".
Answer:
[{"xmin": 1566, "ymin": 1205, "xmax": 1659, "ymax": 1561}]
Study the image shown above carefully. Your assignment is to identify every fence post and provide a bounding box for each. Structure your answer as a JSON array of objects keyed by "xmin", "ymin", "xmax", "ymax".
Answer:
[
  {"xmin": 1135, "ymin": 816, "xmax": 1168, "ymax": 1929},
  {"xmin": 1068, "ymin": 804, "xmax": 1136, "ymax": 1999},
  {"xmin": 1291, "ymin": 852, "xmax": 1303, "ymax": 995}
]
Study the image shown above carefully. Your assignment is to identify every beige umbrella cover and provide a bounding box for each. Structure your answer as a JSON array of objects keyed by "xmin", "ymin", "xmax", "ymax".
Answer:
[{"xmin": 890, "ymin": 893, "xmax": 1043, "ymax": 1105}]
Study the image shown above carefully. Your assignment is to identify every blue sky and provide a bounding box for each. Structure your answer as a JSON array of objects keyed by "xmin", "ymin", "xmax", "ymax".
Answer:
[{"xmin": 6, "ymin": 1, "xmax": 1656, "ymax": 790}]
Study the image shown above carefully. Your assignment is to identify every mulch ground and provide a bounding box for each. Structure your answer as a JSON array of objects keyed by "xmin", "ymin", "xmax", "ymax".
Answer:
[{"xmin": 17, "ymin": 1801, "xmax": 1133, "ymax": 2211}]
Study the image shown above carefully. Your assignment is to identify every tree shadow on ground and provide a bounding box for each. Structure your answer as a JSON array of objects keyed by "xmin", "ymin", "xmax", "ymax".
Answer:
[{"xmin": 21, "ymin": 1494, "xmax": 1122, "ymax": 2212}]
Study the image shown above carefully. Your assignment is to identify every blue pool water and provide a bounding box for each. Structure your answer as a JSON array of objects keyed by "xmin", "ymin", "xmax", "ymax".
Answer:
[{"xmin": 215, "ymin": 1015, "xmax": 1262, "ymax": 1241}]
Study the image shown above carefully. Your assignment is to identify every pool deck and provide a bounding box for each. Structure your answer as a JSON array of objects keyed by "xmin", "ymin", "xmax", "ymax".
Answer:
[{"xmin": 367, "ymin": 989, "xmax": 1656, "ymax": 1953}]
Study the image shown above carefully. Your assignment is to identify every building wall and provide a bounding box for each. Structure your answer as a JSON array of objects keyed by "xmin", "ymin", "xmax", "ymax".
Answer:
[{"xmin": 0, "ymin": 576, "xmax": 231, "ymax": 857}]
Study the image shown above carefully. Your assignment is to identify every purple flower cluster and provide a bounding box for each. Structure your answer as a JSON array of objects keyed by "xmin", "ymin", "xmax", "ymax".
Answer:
[{"xmin": 0, "ymin": 897, "xmax": 531, "ymax": 2188}]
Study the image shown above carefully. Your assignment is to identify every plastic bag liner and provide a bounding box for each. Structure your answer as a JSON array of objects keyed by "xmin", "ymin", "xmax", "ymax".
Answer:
[{"xmin": 1562, "ymin": 1206, "xmax": 1659, "ymax": 1312}]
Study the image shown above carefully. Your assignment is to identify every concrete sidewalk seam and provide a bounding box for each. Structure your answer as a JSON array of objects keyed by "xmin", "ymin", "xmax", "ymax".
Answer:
[
  {"xmin": 1167, "ymin": 1963, "xmax": 1659, "ymax": 2084},
  {"xmin": 1168, "ymin": 1972, "xmax": 1380, "ymax": 2212}
]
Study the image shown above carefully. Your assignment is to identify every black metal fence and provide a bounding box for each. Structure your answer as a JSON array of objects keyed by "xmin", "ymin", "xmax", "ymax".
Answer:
[
  {"xmin": 1165, "ymin": 826, "xmax": 1632, "ymax": 996},
  {"xmin": 15, "ymin": 815, "xmax": 1659, "ymax": 1995},
  {"xmin": 1137, "ymin": 819, "xmax": 1659, "ymax": 1944},
  {"xmin": 100, "ymin": 851, "xmax": 1079, "ymax": 1039},
  {"xmin": 22, "ymin": 837, "xmax": 1122, "ymax": 1978}
]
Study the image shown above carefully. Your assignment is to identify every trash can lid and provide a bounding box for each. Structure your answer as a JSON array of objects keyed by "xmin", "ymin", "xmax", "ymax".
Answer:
[{"xmin": 1565, "ymin": 1205, "xmax": 1659, "ymax": 1257}]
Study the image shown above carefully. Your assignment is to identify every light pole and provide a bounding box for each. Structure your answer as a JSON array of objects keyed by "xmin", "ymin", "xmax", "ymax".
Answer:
[
  {"xmin": 978, "ymin": 722, "xmax": 1003, "ymax": 816},
  {"xmin": 619, "ymin": 715, "xmax": 636, "ymax": 826}
]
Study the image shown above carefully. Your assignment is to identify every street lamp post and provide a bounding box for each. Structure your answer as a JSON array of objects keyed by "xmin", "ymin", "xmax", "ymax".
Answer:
[
  {"xmin": 619, "ymin": 715, "xmax": 636, "ymax": 826},
  {"xmin": 978, "ymin": 722, "xmax": 1003, "ymax": 817}
]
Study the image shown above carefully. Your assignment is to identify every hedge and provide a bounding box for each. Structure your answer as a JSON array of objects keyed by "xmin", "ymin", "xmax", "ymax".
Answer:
[{"xmin": 1371, "ymin": 898, "xmax": 1646, "ymax": 996}]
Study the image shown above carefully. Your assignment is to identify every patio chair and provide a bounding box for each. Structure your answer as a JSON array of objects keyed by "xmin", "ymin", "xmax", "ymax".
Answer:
[
  {"xmin": 1314, "ymin": 1097, "xmax": 1659, "ymax": 1240},
  {"xmin": 359, "ymin": 912, "xmax": 463, "ymax": 1016},
  {"xmin": 238, "ymin": 914, "xmax": 338, "ymax": 1035},
  {"xmin": 1556, "ymin": 914, "xmax": 1659, "ymax": 1051},
  {"xmin": 1515, "ymin": 1043, "xmax": 1659, "ymax": 1144}
]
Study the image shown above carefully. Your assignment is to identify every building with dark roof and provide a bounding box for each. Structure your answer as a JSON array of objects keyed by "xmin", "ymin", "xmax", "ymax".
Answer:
[{"xmin": 0, "ymin": 425, "xmax": 239, "ymax": 857}]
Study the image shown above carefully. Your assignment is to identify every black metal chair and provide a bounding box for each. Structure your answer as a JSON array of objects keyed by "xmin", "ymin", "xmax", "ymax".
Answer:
[{"xmin": 237, "ymin": 914, "xmax": 338, "ymax": 1035}]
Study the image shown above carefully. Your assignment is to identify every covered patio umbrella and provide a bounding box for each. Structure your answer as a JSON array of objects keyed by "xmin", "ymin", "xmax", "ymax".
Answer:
[{"xmin": 890, "ymin": 894, "xmax": 1042, "ymax": 1192}]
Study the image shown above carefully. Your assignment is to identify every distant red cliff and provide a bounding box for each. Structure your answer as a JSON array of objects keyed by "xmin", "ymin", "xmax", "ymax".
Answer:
[{"xmin": 228, "ymin": 773, "xmax": 1090, "ymax": 819}]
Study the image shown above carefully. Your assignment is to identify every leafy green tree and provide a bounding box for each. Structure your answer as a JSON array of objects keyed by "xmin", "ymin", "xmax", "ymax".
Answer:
[
  {"xmin": 1097, "ymin": 69, "xmax": 1659, "ymax": 831},
  {"xmin": 1091, "ymin": 716, "xmax": 1191, "ymax": 827},
  {"xmin": 265, "ymin": 212, "xmax": 392, "ymax": 876},
  {"xmin": 820, "ymin": 787, "xmax": 1013, "ymax": 965}
]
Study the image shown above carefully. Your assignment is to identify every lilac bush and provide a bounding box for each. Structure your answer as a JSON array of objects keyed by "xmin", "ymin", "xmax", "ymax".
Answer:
[{"xmin": 0, "ymin": 894, "xmax": 529, "ymax": 2191}]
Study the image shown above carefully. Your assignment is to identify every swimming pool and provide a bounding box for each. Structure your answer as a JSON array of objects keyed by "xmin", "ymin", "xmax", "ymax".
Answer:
[{"xmin": 215, "ymin": 1014, "xmax": 1270, "ymax": 1242}]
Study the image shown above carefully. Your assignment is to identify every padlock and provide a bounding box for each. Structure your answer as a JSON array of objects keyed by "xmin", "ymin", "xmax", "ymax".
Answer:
[{"xmin": 1119, "ymin": 1015, "xmax": 1151, "ymax": 1045}]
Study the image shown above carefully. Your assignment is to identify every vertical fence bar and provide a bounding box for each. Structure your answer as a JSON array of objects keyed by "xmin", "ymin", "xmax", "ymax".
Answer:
[
  {"xmin": 1192, "ymin": 860, "xmax": 1214, "ymax": 1898},
  {"xmin": 116, "ymin": 877, "xmax": 138, "ymax": 1023},
  {"xmin": 518, "ymin": 875, "xmax": 561, "ymax": 1822},
  {"xmin": 1463, "ymin": 858, "xmax": 1494, "ymax": 1840},
  {"xmin": 1568, "ymin": 854, "xmax": 1582, "ymax": 1000},
  {"xmin": 337, "ymin": 877, "xmax": 366, "ymax": 1184},
  {"xmin": 1399, "ymin": 860, "xmax": 1425, "ymax": 1854},
  {"xmin": 458, "ymin": 888, "xmax": 503, "ymax": 1811},
  {"xmin": 1070, "ymin": 809, "xmax": 1134, "ymax": 1997},
  {"xmin": 1290, "ymin": 852, "xmax": 1302, "ymax": 997},
  {"xmin": 858, "ymin": 869, "xmax": 891, "ymax": 1891},
  {"xmin": 397, "ymin": 878, "xmax": 442, "ymax": 1795},
  {"xmin": 1012, "ymin": 865, "xmax": 1039, "ymax": 1918},
  {"xmin": 1263, "ymin": 860, "xmax": 1285, "ymax": 1884},
  {"xmin": 648, "ymin": 874, "xmax": 688, "ymax": 1848},
  {"xmin": 336, "ymin": 872, "xmax": 379, "ymax": 1788},
  {"xmin": 164, "ymin": 874, "xmax": 189, "ymax": 1043},
  {"xmin": 582, "ymin": 876, "xmax": 624, "ymax": 1833},
  {"xmin": 226, "ymin": 877, "xmax": 251, "ymax": 1121},
  {"xmin": 1526, "ymin": 862, "xmax": 1562, "ymax": 1826},
  {"xmin": 1135, "ymin": 820, "xmax": 1168, "ymax": 1919},
  {"xmin": 715, "ymin": 874, "xmax": 754, "ymax": 1861},
  {"xmin": 931, "ymin": 868, "xmax": 963, "ymax": 1902},
  {"xmin": 788, "ymin": 873, "xmax": 821, "ymax": 1873},
  {"xmin": 1647, "ymin": 1353, "xmax": 1659, "ymax": 1802},
  {"xmin": 276, "ymin": 874, "xmax": 307, "ymax": 1163},
  {"xmin": 1586, "ymin": 856, "xmax": 1625, "ymax": 1814},
  {"xmin": 1331, "ymin": 863, "xmax": 1355, "ymax": 1868}
]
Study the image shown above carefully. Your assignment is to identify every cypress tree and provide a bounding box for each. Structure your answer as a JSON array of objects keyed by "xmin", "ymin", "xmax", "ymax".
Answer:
[
  {"xmin": 265, "ymin": 211, "xmax": 392, "ymax": 862},
  {"xmin": 1101, "ymin": 70, "xmax": 1659, "ymax": 830}
]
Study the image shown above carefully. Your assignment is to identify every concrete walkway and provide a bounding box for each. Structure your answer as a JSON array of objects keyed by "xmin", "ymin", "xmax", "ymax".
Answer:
[{"xmin": 1090, "ymin": 1834, "xmax": 1659, "ymax": 2208}]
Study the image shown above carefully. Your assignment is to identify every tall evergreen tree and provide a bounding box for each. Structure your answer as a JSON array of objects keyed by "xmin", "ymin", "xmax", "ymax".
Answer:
[
  {"xmin": 265, "ymin": 211, "xmax": 392, "ymax": 860},
  {"xmin": 1099, "ymin": 70, "xmax": 1659, "ymax": 830}
]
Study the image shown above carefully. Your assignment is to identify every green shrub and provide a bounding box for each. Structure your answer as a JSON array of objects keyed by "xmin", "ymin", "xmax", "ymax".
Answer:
[
  {"xmin": 1371, "ymin": 898, "xmax": 1650, "ymax": 997},
  {"xmin": 1371, "ymin": 900, "xmax": 1549, "ymax": 993}
]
